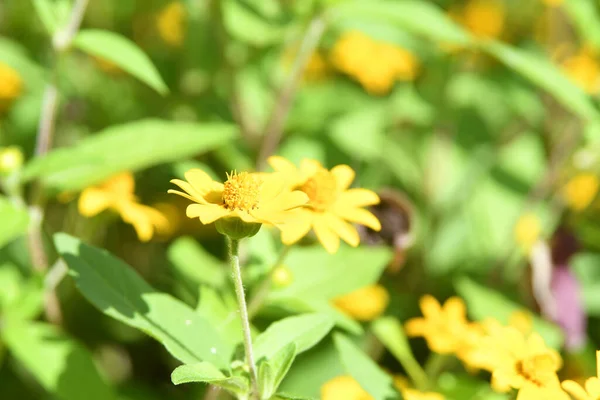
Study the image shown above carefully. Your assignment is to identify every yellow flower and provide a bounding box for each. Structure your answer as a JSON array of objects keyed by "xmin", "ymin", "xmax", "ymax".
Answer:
[
  {"xmin": 393, "ymin": 375, "xmax": 445, "ymax": 400},
  {"xmin": 514, "ymin": 213, "xmax": 541, "ymax": 252},
  {"xmin": 79, "ymin": 173, "xmax": 169, "ymax": 242},
  {"xmin": 471, "ymin": 326, "xmax": 567, "ymax": 400},
  {"xmin": 0, "ymin": 146, "xmax": 24, "ymax": 174},
  {"xmin": 0, "ymin": 63, "xmax": 23, "ymax": 112},
  {"xmin": 333, "ymin": 285, "xmax": 389, "ymax": 321},
  {"xmin": 455, "ymin": 0, "xmax": 504, "ymax": 39},
  {"xmin": 321, "ymin": 375, "xmax": 372, "ymax": 400},
  {"xmin": 561, "ymin": 49, "xmax": 600, "ymax": 95},
  {"xmin": 562, "ymin": 173, "xmax": 600, "ymax": 211},
  {"xmin": 405, "ymin": 295, "xmax": 471, "ymax": 354},
  {"xmin": 562, "ymin": 351, "xmax": 600, "ymax": 400},
  {"xmin": 168, "ymin": 169, "xmax": 308, "ymax": 238},
  {"xmin": 268, "ymin": 157, "xmax": 381, "ymax": 254},
  {"xmin": 157, "ymin": 2, "xmax": 186, "ymax": 46},
  {"xmin": 330, "ymin": 31, "xmax": 418, "ymax": 95}
]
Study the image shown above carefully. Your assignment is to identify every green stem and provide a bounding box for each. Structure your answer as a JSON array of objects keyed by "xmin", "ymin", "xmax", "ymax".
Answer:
[
  {"xmin": 247, "ymin": 246, "xmax": 291, "ymax": 319},
  {"xmin": 424, "ymin": 353, "xmax": 451, "ymax": 382},
  {"xmin": 227, "ymin": 237, "xmax": 259, "ymax": 399}
]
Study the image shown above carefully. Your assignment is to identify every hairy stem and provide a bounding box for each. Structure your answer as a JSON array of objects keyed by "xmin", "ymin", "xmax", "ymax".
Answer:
[{"xmin": 227, "ymin": 237, "xmax": 259, "ymax": 399}]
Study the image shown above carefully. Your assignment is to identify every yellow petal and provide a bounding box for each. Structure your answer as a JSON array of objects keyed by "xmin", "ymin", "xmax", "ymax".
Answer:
[
  {"xmin": 336, "ymin": 188, "xmax": 380, "ymax": 208},
  {"xmin": 334, "ymin": 206, "xmax": 381, "ymax": 231},
  {"xmin": 103, "ymin": 172, "xmax": 135, "ymax": 195},
  {"xmin": 585, "ymin": 377, "xmax": 600, "ymax": 398},
  {"xmin": 186, "ymin": 204, "xmax": 230, "ymax": 224},
  {"xmin": 169, "ymin": 179, "xmax": 207, "ymax": 203},
  {"xmin": 78, "ymin": 188, "xmax": 113, "ymax": 217},
  {"xmin": 259, "ymin": 173, "xmax": 286, "ymax": 202},
  {"xmin": 443, "ymin": 297, "xmax": 466, "ymax": 321},
  {"xmin": 313, "ymin": 215, "xmax": 340, "ymax": 254},
  {"xmin": 299, "ymin": 159, "xmax": 323, "ymax": 181},
  {"xmin": 331, "ymin": 164, "xmax": 355, "ymax": 191},
  {"xmin": 268, "ymin": 156, "xmax": 298, "ymax": 174},
  {"xmin": 118, "ymin": 202, "xmax": 155, "ymax": 242},
  {"xmin": 324, "ymin": 212, "xmax": 360, "ymax": 247},
  {"xmin": 420, "ymin": 295, "xmax": 442, "ymax": 319},
  {"xmin": 562, "ymin": 380, "xmax": 589, "ymax": 400},
  {"xmin": 404, "ymin": 318, "xmax": 428, "ymax": 337},
  {"xmin": 279, "ymin": 209, "xmax": 314, "ymax": 245},
  {"xmin": 185, "ymin": 169, "xmax": 214, "ymax": 190}
]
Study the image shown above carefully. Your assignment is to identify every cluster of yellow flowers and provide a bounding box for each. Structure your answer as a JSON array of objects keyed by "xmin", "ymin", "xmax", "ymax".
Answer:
[
  {"xmin": 330, "ymin": 31, "xmax": 419, "ymax": 95},
  {"xmin": 78, "ymin": 173, "xmax": 169, "ymax": 242},
  {"xmin": 562, "ymin": 173, "xmax": 600, "ymax": 211},
  {"xmin": 321, "ymin": 374, "xmax": 444, "ymax": 400},
  {"xmin": 166, "ymin": 156, "xmax": 381, "ymax": 252},
  {"xmin": 450, "ymin": 0, "xmax": 504, "ymax": 39},
  {"xmin": 404, "ymin": 295, "xmax": 600, "ymax": 400},
  {"xmin": 0, "ymin": 62, "xmax": 23, "ymax": 113}
]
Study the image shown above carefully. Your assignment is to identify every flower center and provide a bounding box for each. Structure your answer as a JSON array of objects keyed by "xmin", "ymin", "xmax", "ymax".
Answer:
[
  {"xmin": 222, "ymin": 171, "xmax": 261, "ymax": 211},
  {"xmin": 300, "ymin": 168, "xmax": 338, "ymax": 211}
]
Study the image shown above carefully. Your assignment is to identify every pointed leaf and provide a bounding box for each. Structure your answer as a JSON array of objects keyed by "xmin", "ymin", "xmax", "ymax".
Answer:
[
  {"xmin": 23, "ymin": 120, "xmax": 237, "ymax": 192},
  {"xmin": 54, "ymin": 233, "xmax": 230, "ymax": 369},
  {"xmin": 333, "ymin": 333, "xmax": 397, "ymax": 400},
  {"xmin": 171, "ymin": 362, "xmax": 249, "ymax": 394},
  {"xmin": 259, "ymin": 343, "xmax": 297, "ymax": 399},
  {"xmin": 73, "ymin": 29, "xmax": 168, "ymax": 94},
  {"xmin": 0, "ymin": 196, "xmax": 29, "ymax": 248},
  {"xmin": 254, "ymin": 314, "xmax": 334, "ymax": 361}
]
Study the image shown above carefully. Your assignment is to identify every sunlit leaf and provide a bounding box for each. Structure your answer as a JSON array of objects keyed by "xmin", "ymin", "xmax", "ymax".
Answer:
[
  {"xmin": 73, "ymin": 30, "xmax": 168, "ymax": 94},
  {"xmin": 54, "ymin": 233, "xmax": 231, "ymax": 369}
]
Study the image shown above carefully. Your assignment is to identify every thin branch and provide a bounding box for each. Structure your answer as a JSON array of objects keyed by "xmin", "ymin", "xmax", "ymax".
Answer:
[{"xmin": 256, "ymin": 16, "xmax": 327, "ymax": 170}]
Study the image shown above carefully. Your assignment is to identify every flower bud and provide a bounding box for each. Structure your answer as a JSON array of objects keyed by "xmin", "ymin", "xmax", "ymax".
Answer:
[{"xmin": 0, "ymin": 146, "xmax": 23, "ymax": 174}]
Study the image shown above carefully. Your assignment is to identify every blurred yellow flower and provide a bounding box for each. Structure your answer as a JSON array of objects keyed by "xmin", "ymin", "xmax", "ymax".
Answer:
[
  {"xmin": 268, "ymin": 157, "xmax": 381, "ymax": 254},
  {"xmin": 168, "ymin": 169, "xmax": 308, "ymax": 238},
  {"xmin": 394, "ymin": 376, "xmax": 445, "ymax": 400},
  {"xmin": 405, "ymin": 295, "xmax": 471, "ymax": 354},
  {"xmin": 321, "ymin": 375, "xmax": 372, "ymax": 400},
  {"xmin": 562, "ymin": 351, "xmax": 600, "ymax": 400},
  {"xmin": 562, "ymin": 173, "xmax": 599, "ymax": 211},
  {"xmin": 157, "ymin": 2, "xmax": 186, "ymax": 46},
  {"xmin": 0, "ymin": 63, "xmax": 23, "ymax": 112},
  {"xmin": 271, "ymin": 264, "xmax": 293, "ymax": 288},
  {"xmin": 454, "ymin": 0, "xmax": 504, "ymax": 39},
  {"xmin": 561, "ymin": 49, "xmax": 600, "ymax": 95},
  {"xmin": 79, "ymin": 173, "xmax": 169, "ymax": 242},
  {"xmin": 330, "ymin": 31, "xmax": 418, "ymax": 95},
  {"xmin": 508, "ymin": 310, "xmax": 533, "ymax": 335},
  {"xmin": 333, "ymin": 284, "xmax": 389, "ymax": 321},
  {"xmin": 0, "ymin": 146, "xmax": 24, "ymax": 174},
  {"xmin": 470, "ymin": 326, "xmax": 567, "ymax": 399},
  {"xmin": 514, "ymin": 213, "xmax": 541, "ymax": 252}
]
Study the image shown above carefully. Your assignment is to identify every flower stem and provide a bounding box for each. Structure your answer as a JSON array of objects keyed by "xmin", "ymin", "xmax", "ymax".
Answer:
[{"xmin": 227, "ymin": 237, "xmax": 259, "ymax": 399}]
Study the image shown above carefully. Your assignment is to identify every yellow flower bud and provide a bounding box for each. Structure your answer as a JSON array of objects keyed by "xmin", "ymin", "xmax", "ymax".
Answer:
[{"xmin": 0, "ymin": 146, "xmax": 24, "ymax": 174}]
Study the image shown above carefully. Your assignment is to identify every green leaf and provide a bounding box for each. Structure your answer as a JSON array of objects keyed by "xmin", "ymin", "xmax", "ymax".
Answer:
[
  {"xmin": 563, "ymin": 0, "xmax": 600, "ymax": 51},
  {"xmin": 333, "ymin": 333, "xmax": 397, "ymax": 400},
  {"xmin": 269, "ymin": 246, "xmax": 392, "ymax": 301},
  {"xmin": 482, "ymin": 40, "xmax": 598, "ymax": 121},
  {"xmin": 23, "ymin": 120, "xmax": 238, "ymax": 192},
  {"xmin": 259, "ymin": 343, "xmax": 297, "ymax": 399},
  {"xmin": 0, "ymin": 37, "xmax": 46, "ymax": 88},
  {"xmin": 455, "ymin": 276, "xmax": 564, "ymax": 348},
  {"xmin": 168, "ymin": 237, "xmax": 226, "ymax": 288},
  {"xmin": 571, "ymin": 253, "xmax": 600, "ymax": 315},
  {"xmin": 253, "ymin": 313, "xmax": 334, "ymax": 361},
  {"xmin": 0, "ymin": 263, "xmax": 43, "ymax": 320},
  {"xmin": 371, "ymin": 317, "xmax": 428, "ymax": 390},
  {"xmin": 274, "ymin": 394, "xmax": 316, "ymax": 400},
  {"xmin": 54, "ymin": 233, "xmax": 231, "ymax": 369},
  {"xmin": 73, "ymin": 29, "xmax": 168, "ymax": 95},
  {"xmin": 171, "ymin": 362, "xmax": 249, "ymax": 394},
  {"xmin": 32, "ymin": 0, "xmax": 70, "ymax": 34},
  {"xmin": 222, "ymin": 0, "xmax": 286, "ymax": 46},
  {"xmin": 333, "ymin": 0, "xmax": 472, "ymax": 45},
  {"xmin": 329, "ymin": 104, "xmax": 386, "ymax": 161},
  {"xmin": 2, "ymin": 319, "xmax": 117, "ymax": 400},
  {"xmin": 0, "ymin": 197, "xmax": 30, "ymax": 248},
  {"xmin": 196, "ymin": 285, "xmax": 243, "ymax": 346}
]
